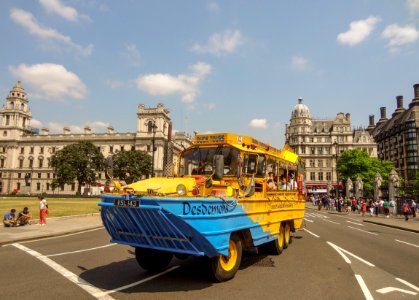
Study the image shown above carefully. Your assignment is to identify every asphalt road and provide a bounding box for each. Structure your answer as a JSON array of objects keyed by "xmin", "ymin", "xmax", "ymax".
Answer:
[{"xmin": 1, "ymin": 209, "xmax": 418, "ymax": 300}]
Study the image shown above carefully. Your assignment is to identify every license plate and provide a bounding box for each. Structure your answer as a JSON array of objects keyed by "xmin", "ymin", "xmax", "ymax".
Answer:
[{"xmin": 113, "ymin": 199, "xmax": 140, "ymax": 207}]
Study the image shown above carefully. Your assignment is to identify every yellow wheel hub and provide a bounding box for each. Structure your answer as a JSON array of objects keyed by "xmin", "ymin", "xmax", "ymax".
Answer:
[
  {"xmin": 284, "ymin": 223, "xmax": 290, "ymax": 243},
  {"xmin": 278, "ymin": 226, "xmax": 284, "ymax": 247},
  {"xmin": 220, "ymin": 240, "xmax": 238, "ymax": 271}
]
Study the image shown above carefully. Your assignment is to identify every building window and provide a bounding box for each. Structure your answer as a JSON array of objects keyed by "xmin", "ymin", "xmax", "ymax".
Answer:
[
  {"xmin": 318, "ymin": 160, "xmax": 323, "ymax": 168},
  {"xmin": 39, "ymin": 159, "xmax": 43, "ymax": 168},
  {"xmin": 29, "ymin": 159, "xmax": 33, "ymax": 168},
  {"xmin": 71, "ymin": 183, "xmax": 75, "ymax": 191},
  {"xmin": 47, "ymin": 173, "xmax": 50, "ymax": 179},
  {"xmin": 19, "ymin": 160, "xmax": 23, "ymax": 168},
  {"xmin": 147, "ymin": 145, "xmax": 151, "ymax": 152},
  {"xmin": 52, "ymin": 147, "xmax": 56, "ymax": 154},
  {"xmin": 326, "ymin": 172, "xmax": 331, "ymax": 181},
  {"xmin": 98, "ymin": 173, "xmax": 102, "ymax": 179},
  {"xmin": 17, "ymin": 182, "xmax": 21, "ymax": 190},
  {"xmin": 301, "ymin": 147, "xmax": 306, "ymax": 154},
  {"xmin": 38, "ymin": 173, "xmax": 41, "ymax": 179},
  {"xmin": 60, "ymin": 184, "xmax": 64, "ymax": 191},
  {"xmin": 311, "ymin": 147, "xmax": 315, "ymax": 154},
  {"xmin": 131, "ymin": 146, "xmax": 135, "ymax": 151},
  {"xmin": 110, "ymin": 146, "xmax": 113, "ymax": 153},
  {"xmin": 120, "ymin": 146, "xmax": 124, "ymax": 152},
  {"xmin": 36, "ymin": 182, "xmax": 41, "ymax": 191},
  {"xmin": 30, "ymin": 147, "xmax": 34, "ymax": 154},
  {"xmin": 40, "ymin": 147, "xmax": 44, "ymax": 154},
  {"xmin": 318, "ymin": 147, "xmax": 323, "ymax": 154},
  {"xmin": 0, "ymin": 159, "xmax": 4, "ymax": 168},
  {"xmin": 318, "ymin": 172, "xmax": 323, "ymax": 181},
  {"xmin": 20, "ymin": 147, "xmax": 24, "ymax": 154},
  {"xmin": 46, "ymin": 183, "xmax": 50, "ymax": 191},
  {"xmin": 18, "ymin": 173, "xmax": 21, "ymax": 178},
  {"xmin": 310, "ymin": 172, "xmax": 315, "ymax": 181},
  {"xmin": 310, "ymin": 160, "xmax": 315, "ymax": 167}
]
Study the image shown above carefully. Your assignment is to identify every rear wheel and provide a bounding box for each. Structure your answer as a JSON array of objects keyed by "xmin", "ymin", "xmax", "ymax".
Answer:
[
  {"xmin": 268, "ymin": 223, "xmax": 284, "ymax": 255},
  {"xmin": 135, "ymin": 247, "xmax": 173, "ymax": 272},
  {"xmin": 283, "ymin": 222, "xmax": 291, "ymax": 249},
  {"xmin": 210, "ymin": 234, "xmax": 243, "ymax": 282}
]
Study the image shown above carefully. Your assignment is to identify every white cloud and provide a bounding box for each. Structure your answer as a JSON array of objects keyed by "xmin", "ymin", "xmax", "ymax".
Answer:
[
  {"xmin": 249, "ymin": 119, "xmax": 268, "ymax": 129},
  {"xmin": 10, "ymin": 8, "xmax": 93, "ymax": 56},
  {"xmin": 191, "ymin": 29, "xmax": 245, "ymax": 55},
  {"xmin": 105, "ymin": 80, "xmax": 127, "ymax": 89},
  {"xmin": 9, "ymin": 63, "xmax": 88, "ymax": 100},
  {"xmin": 208, "ymin": 2, "xmax": 220, "ymax": 13},
  {"xmin": 123, "ymin": 44, "xmax": 141, "ymax": 67},
  {"xmin": 136, "ymin": 62, "xmax": 212, "ymax": 103},
  {"xmin": 39, "ymin": 0, "xmax": 79, "ymax": 21},
  {"xmin": 407, "ymin": 0, "xmax": 419, "ymax": 13},
  {"xmin": 381, "ymin": 24, "xmax": 419, "ymax": 47},
  {"xmin": 337, "ymin": 16, "xmax": 380, "ymax": 46},
  {"xmin": 291, "ymin": 56, "xmax": 309, "ymax": 71}
]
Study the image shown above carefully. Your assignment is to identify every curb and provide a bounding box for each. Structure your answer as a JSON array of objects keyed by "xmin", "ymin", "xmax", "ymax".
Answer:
[
  {"xmin": 363, "ymin": 219, "xmax": 419, "ymax": 234},
  {"xmin": 0, "ymin": 225, "xmax": 104, "ymax": 247}
]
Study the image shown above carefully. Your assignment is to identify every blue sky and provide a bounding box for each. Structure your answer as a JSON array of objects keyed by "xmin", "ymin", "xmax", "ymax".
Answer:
[{"xmin": 1, "ymin": 0, "xmax": 419, "ymax": 148}]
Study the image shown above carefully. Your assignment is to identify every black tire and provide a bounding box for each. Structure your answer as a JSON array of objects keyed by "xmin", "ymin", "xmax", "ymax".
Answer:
[
  {"xmin": 283, "ymin": 222, "xmax": 291, "ymax": 249},
  {"xmin": 268, "ymin": 223, "xmax": 284, "ymax": 255},
  {"xmin": 210, "ymin": 234, "xmax": 243, "ymax": 282},
  {"xmin": 135, "ymin": 247, "xmax": 173, "ymax": 272}
]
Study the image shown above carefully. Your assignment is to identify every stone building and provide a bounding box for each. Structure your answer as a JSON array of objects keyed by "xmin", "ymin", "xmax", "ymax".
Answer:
[
  {"xmin": 367, "ymin": 83, "xmax": 419, "ymax": 184},
  {"xmin": 0, "ymin": 82, "xmax": 192, "ymax": 195},
  {"xmin": 285, "ymin": 98, "xmax": 376, "ymax": 196}
]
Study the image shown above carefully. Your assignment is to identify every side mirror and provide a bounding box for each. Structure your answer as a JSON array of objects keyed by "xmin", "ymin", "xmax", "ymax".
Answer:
[{"xmin": 213, "ymin": 154, "xmax": 224, "ymax": 180}]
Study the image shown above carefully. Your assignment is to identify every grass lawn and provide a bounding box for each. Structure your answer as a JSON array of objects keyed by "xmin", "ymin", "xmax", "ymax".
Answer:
[{"xmin": 0, "ymin": 197, "xmax": 101, "ymax": 219}]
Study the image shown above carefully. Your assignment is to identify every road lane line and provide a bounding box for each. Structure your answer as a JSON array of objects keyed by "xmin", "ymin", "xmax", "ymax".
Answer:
[
  {"xmin": 323, "ymin": 219, "xmax": 340, "ymax": 225},
  {"xmin": 376, "ymin": 287, "xmax": 417, "ymax": 295},
  {"xmin": 346, "ymin": 220, "xmax": 364, "ymax": 226},
  {"xmin": 96, "ymin": 266, "xmax": 180, "ymax": 297},
  {"xmin": 396, "ymin": 278, "xmax": 419, "ymax": 291},
  {"xmin": 46, "ymin": 244, "xmax": 116, "ymax": 257},
  {"xmin": 327, "ymin": 242, "xmax": 375, "ymax": 267},
  {"xmin": 347, "ymin": 226, "xmax": 378, "ymax": 236},
  {"xmin": 303, "ymin": 218, "xmax": 314, "ymax": 223},
  {"xmin": 395, "ymin": 239, "xmax": 419, "ymax": 248},
  {"xmin": 355, "ymin": 274, "xmax": 374, "ymax": 300},
  {"xmin": 303, "ymin": 229, "xmax": 319, "ymax": 238},
  {"xmin": 20, "ymin": 228, "xmax": 105, "ymax": 244},
  {"xmin": 13, "ymin": 243, "xmax": 114, "ymax": 300}
]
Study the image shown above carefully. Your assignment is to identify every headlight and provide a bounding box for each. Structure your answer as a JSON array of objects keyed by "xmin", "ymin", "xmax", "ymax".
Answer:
[{"xmin": 176, "ymin": 184, "xmax": 187, "ymax": 196}]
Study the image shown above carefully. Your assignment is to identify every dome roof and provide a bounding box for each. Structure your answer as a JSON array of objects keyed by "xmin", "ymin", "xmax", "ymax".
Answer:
[
  {"xmin": 7, "ymin": 81, "xmax": 27, "ymax": 100},
  {"xmin": 292, "ymin": 98, "xmax": 310, "ymax": 118}
]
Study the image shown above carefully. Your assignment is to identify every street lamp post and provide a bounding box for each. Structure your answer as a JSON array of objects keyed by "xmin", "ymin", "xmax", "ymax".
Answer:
[
  {"xmin": 333, "ymin": 141, "xmax": 339, "ymax": 197},
  {"xmin": 151, "ymin": 121, "xmax": 158, "ymax": 177}
]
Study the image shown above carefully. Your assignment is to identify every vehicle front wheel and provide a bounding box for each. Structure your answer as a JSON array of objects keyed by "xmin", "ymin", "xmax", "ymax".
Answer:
[
  {"xmin": 210, "ymin": 234, "xmax": 243, "ymax": 282},
  {"xmin": 283, "ymin": 222, "xmax": 291, "ymax": 249},
  {"xmin": 135, "ymin": 247, "xmax": 173, "ymax": 272}
]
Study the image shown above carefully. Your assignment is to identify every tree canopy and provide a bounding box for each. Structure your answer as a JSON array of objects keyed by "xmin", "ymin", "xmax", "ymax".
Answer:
[
  {"xmin": 111, "ymin": 150, "xmax": 152, "ymax": 184},
  {"xmin": 51, "ymin": 141, "xmax": 104, "ymax": 194},
  {"xmin": 336, "ymin": 149, "xmax": 395, "ymax": 197}
]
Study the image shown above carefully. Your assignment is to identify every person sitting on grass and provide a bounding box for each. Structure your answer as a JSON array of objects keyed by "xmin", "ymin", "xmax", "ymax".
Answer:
[
  {"xmin": 3, "ymin": 209, "xmax": 18, "ymax": 227},
  {"xmin": 17, "ymin": 207, "xmax": 32, "ymax": 226}
]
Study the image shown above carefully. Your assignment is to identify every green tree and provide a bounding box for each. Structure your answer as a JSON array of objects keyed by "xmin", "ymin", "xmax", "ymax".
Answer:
[
  {"xmin": 337, "ymin": 149, "xmax": 394, "ymax": 197},
  {"xmin": 51, "ymin": 141, "xmax": 104, "ymax": 194},
  {"xmin": 112, "ymin": 150, "xmax": 152, "ymax": 184}
]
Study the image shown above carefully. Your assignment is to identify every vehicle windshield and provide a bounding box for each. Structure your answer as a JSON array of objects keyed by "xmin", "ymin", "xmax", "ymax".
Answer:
[{"xmin": 180, "ymin": 146, "xmax": 241, "ymax": 176}]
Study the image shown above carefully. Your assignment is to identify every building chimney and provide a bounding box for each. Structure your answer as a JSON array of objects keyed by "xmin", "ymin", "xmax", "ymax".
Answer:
[
  {"xmin": 380, "ymin": 107, "xmax": 387, "ymax": 119},
  {"xmin": 409, "ymin": 83, "xmax": 419, "ymax": 108},
  {"xmin": 393, "ymin": 95, "xmax": 406, "ymax": 117},
  {"xmin": 369, "ymin": 115, "xmax": 375, "ymax": 126},
  {"xmin": 63, "ymin": 127, "xmax": 70, "ymax": 135},
  {"xmin": 84, "ymin": 126, "xmax": 91, "ymax": 134},
  {"xmin": 41, "ymin": 127, "xmax": 49, "ymax": 135},
  {"xmin": 397, "ymin": 95, "xmax": 403, "ymax": 108}
]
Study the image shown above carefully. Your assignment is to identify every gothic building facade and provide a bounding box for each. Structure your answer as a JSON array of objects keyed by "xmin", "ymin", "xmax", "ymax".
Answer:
[
  {"xmin": 367, "ymin": 83, "xmax": 419, "ymax": 184},
  {"xmin": 0, "ymin": 82, "xmax": 192, "ymax": 195},
  {"xmin": 285, "ymin": 98, "xmax": 377, "ymax": 195}
]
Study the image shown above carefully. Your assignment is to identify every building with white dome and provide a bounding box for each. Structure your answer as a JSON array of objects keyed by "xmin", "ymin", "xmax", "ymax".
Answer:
[
  {"xmin": 285, "ymin": 98, "xmax": 376, "ymax": 196},
  {"xmin": 0, "ymin": 82, "xmax": 192, "ymax": 195}
]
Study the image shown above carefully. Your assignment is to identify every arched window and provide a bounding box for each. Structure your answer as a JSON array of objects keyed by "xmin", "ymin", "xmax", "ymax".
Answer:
[{"xmin": 148, "ymin": 121, "xmax": 153, "ymax": 133}]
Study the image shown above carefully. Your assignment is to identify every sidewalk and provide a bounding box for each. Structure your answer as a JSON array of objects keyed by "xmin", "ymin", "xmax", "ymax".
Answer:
[
  {"xmin": 307, "ymin": 205, "xmax": 419, "ymax": 233},
  {"xmin": 0, "ymin": 213, "xmax": 103, "ymax": 246}
]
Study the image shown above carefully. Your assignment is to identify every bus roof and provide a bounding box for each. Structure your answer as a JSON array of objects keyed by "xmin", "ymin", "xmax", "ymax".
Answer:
[{"xmin": 193, "ymin": 132, "xmax": 299, "ymax": 164}]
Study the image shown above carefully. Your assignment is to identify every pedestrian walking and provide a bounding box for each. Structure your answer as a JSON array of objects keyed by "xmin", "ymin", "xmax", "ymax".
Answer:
[
  {"xmin": 410, "ymin": 199, "xmax": 416, "ymax": 218},
  {"xmin": 402, "ymin": 200, "xmax": 410, "ymax": 221},
  {"xmin": 38, "ymin": 195, "xmax": 48, "ymax": 225}
]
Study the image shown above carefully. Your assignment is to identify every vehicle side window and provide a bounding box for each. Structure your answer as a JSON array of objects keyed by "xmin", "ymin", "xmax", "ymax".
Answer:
[
  {"xmin": 256, "ymin": 155, "xmax": 266, "ymax": 178},
  {"xmin": 243, "ymin": 154, "xmax": 258, "ymax": 174}
]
